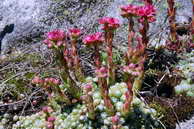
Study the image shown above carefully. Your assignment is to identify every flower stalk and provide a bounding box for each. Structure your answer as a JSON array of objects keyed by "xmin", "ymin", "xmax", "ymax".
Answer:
[
  {"xmin": 99, "ymin": 17, "xmax": 120, "ymax": 85},
  {"xmin": 44, "ymin": 29, "xmax": 81, "ymax": 99},
  {"xmin": 111, "ymin": 115, "xmax": 121, "ymax": 129},
  {"xmin": 96, "ymin": 67, "xmax": 115, "ymax": 115},
  {"xmin": 106, "ymin": 31, "xmax": 115, "ymax": 85},
  {"xmin": 69, "ymin": 28, "xmax": 84, "ymax": 82},
  {"xmin": 192, "ymin": 0, "xmax": 194, "ymax": 42},
  {"xmin": 166, "ymin": 0, "xmax": 181, "ymax": 51},
  {"xmin": 81, "ymin": 83, "xmax": 96, "ymax": 120},
  {"xmin": 32, "ymin": 76, "xmax": 71, "ymax": 104},
  {"xmin": 167, "ymin": 0, "xmax": 177, "ymax": 42},
  {"xmin": 122, "ymin": 79, "xmax": 133, "ymax": 116},
  {"xmin": 83, "ymin": 32, "xmax": 104, "ymax": 69},
  {"xmin": 42, "ymin": 106, "xmax": 55, "ymax": 129}
]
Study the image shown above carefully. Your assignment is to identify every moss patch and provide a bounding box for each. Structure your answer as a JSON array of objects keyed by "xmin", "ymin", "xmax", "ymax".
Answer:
[{"xmin": 146, "ymin": 95, "xmax": 194, "ymax": 129}]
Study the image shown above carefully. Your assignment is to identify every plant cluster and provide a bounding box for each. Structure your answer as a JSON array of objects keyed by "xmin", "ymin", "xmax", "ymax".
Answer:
[
  {"xmin": 9, "ymin": 1, "xmax": 165, "ymax": 129},
  {"xmin": 1, "ymin": 0, "xmax": 194, "ymax": 129}
]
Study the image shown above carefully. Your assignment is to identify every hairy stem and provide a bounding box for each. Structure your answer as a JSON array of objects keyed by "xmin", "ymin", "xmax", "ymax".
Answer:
[
  {"xmin": 99, "ymin": 77, "xmax": 115, "ymax": 115},
  {"xmin": 167, "ymin": 0, "xmax": 177, "ymax": 42},
  {"xmin": 105, "ymin": 31, "xmax": 115, "ymax": 85},
  {"xmin": 94, "ymin": 44, "xmax": 101, "ymax": 69}
]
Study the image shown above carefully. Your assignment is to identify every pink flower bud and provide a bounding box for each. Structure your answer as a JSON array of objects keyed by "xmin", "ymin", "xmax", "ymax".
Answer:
[
  {"xmin": 84, "ymin": 83, "xmax": 93, "ymax": 92},
  {"xmin": 47, "ymin": 43, "xmax": 52, "ymax": 48},
  {"xmin": 72, "ymin": 99, "xmax": 78, "ymax": 104},
  {"xmin": 80, "ymin": 95, "xmax": 87, "ymax": 101},
  {"xmin": 95, "ymin": 67, "xmax": 108, "ymax": 78},
  {"xmin": 53, "ymin": 79, "xmax": 60, "ymax": 85},
  {"xmin": 69, "ymin": 28, "xmax": 81, "ymax": 38},
  {"xmin": 42, "ymin": 106, "xmax": 49, "ymax": 113},
  {"xmin": 111, "ymin": 115, "xmax": 120, "ymax": 124},
  {"xmin": 46, "ymin": 122, "xmax": 54, "ymax": 129},
  {"xmin": 42, "ymin": 106, "xmax": 53, "ymax": 113},
  {"xmin": 44, "ymin": 78, "xmax": 50, "ymax": 83},
  {"xmin": 32, "ymin": 100, "xmax": 37, "ymax": 105},
  {"xmin": 32, "ymin": 76, "xmax": 42, "ymax": 84},
  {"xmin": 56, "ymin": 41, "xmax": 63, "ymax": 46},
  {"xmin": 47, "ymin": 116, "xmax": 56, "ymax": 122},
  {"xmin": 43, "ymin": 39, "xmax": 51, "ymax": 45}
]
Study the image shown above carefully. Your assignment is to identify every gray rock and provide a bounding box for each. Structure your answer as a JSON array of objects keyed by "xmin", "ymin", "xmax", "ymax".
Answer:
[
  {"xmin": 0, "ymin": 0, "xmax": 49, "ymax": 54},
  {"xmin": 0, "ymin": 0, "xmax": 193, "ymax": 54},
  {"xmin": 0, "ymin": 0, "xmax": 114, "ymax": 54}
]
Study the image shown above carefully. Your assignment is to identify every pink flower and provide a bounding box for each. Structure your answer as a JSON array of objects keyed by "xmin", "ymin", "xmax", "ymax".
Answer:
[
  {"xmin": 120, "ymin": 4, "xmax": 139, "ymax": 17},
  {"xmin": 99, "ymin": 17, "xmax": 120, "ymax": 30},
  {"xmin": 137, "ymin": 5, "xmax": 156, "ymax": 17},
  {"xmin": 120, "ymin": 4, "xmax": 156, "ymax": 23},
  {"xmin": 83, "ymin": 32, "xmax": 104, "ymax": 45},
  {"xmin": 47, "ymin": 30, "xmax": 65, "ymax": 41},
  {"xmin": 95, "ymin": 67, "xmax": 108, "ymax": 78},
  {"xmin": 137, "ymin": 4, "xmax": 156, "ymax": 22},
  {"xmin": 69, "ymin": 28, "xmax": 81, "ymax": 38}
]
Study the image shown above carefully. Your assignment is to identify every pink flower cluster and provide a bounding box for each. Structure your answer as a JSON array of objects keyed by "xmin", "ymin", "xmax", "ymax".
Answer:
[
  {"xmin": 120, "ymin": 4, "xmax": 140, "ymax": 17},
  {"xmin": 99, "ymin": 17, "xmax": 120, "ymax": 31},
  {"xmin": 83, "ymin": 32, "xmax": 104, "ymax": 45},
  {"xmin": 44, "ymin": 30, "xmax": 66, "ymax": 48},
  {"xmin": 120, "ymin": 4, "xmax": 156, "ymax": 22},
  {"xmin": 32, "ymin": 76, "xmax": 60, "ymax": 86},
  {"xmin": 138, "ymin": 4, "xmax": 156, "ymax": 22}
]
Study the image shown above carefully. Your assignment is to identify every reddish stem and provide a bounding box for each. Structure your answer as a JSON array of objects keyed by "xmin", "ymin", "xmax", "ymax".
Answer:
[
  {"xmin": 140, "ymin": 19, "xmax": 149, "ymax": 47},
  {"xmin": 128, "ymin": 17, "xmax": 134, "ymax": 32},
  {"xmin": 106, "ymin": 31, "xmax": 115, "ymax": 85},
  {"xmin": 144, "ymin": 0, "xmax": 153, "ymax": 4},
  {"xmin": 99, "ymin": 77, "xmax": 115, "ymax": 114},
  {"xmin": 192, "ymin": 0, "xmax": 194, "ymax": 42},
  {"xmin": 122, "ymin": 79, "xmax": 133, "ymax": 115},
  {"xmin": 94, "ymin": 44, "xmax": 101, "ymax": 69},
  {"xmin": 71, "ymin": 39, "xmax": 79, "ymax": 70},
  {"xmin": 167, "ymin": 0, "xmax": 177, "ymax": 42}
]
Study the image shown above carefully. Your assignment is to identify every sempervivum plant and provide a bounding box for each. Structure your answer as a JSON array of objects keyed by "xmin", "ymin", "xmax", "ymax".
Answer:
[
  {"xmin": 44, "ymin": 29, "xmax": 82, "ymax": 99},
  {"xmin": 12, "ymin": 82, "xmax": 161, "ymax": 129},
  {"xmin": 10, "ymin": 1, "xmax": 165, "ymax": 129},
  {"xmin": 99, "ymin": 17, "xmax": 120, "ymax": 85},
  {"xmin": 175, "ymin": 50, "xmax": 194, "ymax": 96}
]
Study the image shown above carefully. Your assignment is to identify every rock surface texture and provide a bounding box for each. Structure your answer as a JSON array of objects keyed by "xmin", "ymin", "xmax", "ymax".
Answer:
[{"xmin": 0, "ymin": 0, "xmax": 119, "ymax": 53}]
